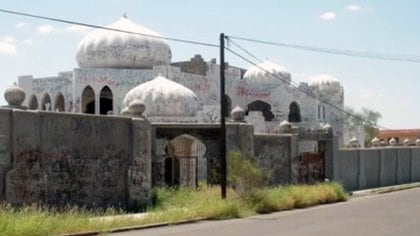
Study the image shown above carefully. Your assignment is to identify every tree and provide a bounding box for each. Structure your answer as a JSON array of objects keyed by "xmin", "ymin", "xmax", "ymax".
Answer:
[{"xmin": 344, "ymin": 106, "xmax": 382, "ymax": 145}]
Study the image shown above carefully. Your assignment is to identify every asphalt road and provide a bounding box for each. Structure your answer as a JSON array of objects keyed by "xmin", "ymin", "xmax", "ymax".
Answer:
[{"xmin": 111, "ymin": 187, "xmax": 420, "ymax": 236}]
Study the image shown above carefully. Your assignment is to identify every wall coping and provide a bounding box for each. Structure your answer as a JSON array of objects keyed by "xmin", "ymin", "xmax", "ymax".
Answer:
[{"xmin": 339, "ymin": 146, "xmax": 420, "ymax": 152}]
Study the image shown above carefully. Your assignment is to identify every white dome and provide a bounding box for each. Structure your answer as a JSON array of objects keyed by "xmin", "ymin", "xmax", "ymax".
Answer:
[
  {"xmin": 122, "ymin": 76, "xmax": 201, "ymax": 116},
  {"xmin": 76, "ymin": 16, "xmax": 171, "ymax": 68},
  {"xmin": 243, "ymin": 60, "xmax": 291, "ymax": 85},
  {"xmin": 307, "ymin": 74, "xmax": 340, "ymax": 87}
]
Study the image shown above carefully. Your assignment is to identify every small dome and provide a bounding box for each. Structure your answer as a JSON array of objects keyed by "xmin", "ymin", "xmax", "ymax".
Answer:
[
  {"xmin": 122, "ymin": 75, "xmax": 201, "ymax": 116},
  {"xmin": 307, "ymin": 74, "xmax": 341, "ymax": 90},
  {"xmin": 243, "ymin": 60, "xmax": 291, "ymax": 85},
  {"xmin": 322, "ymin": 123, "xmax": 332, "ymax": 130},
  {"xmin": 279, "ymin": 120, "xmax": 292, "ymax": 132},
  {"xmin": 4, "ymin": 83, "xmax": 25, "ymax": 107},
  {"xmin": 231, "ymin": 106, "xmax": 245, "ymax": 122},
  {"xmin": 77, "ymin": 16, "xmax": 171, "ymax": 69},
  {"xmin": 349, "ymin": 136, "xmax": 359, "ymax": 148},
  {"xmin": 389, "ymin": 137, "xmax": 397, "ymax": 146},
  {"xmin": 128, "ymin": 99, "xmax": 145, "ymax": 116},
  {"xmin": 371, "ymin": 137, "xmax": 380, "ymax": 146}
]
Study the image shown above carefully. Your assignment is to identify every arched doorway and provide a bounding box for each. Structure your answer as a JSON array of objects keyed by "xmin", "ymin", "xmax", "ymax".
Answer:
[
  {"xmin": 288, "ymin": 101, "xmax": 302, "ymax": 122},
  {"xmin": 41, "ymin": 94, "xmax": 51, "ymax": 111},
  {"xmin": 99, "ymin": 86, "xmax": 113, "ymax": 115},
  {"xmin": 246, "ymin": 100, "xmax": 274, "ymax": 121},
  {"xmin": 54, "ymin": 92, "xmax": 65, "ymax": 112},
  {"xmin": 82, "ymin": 86, "xmax": 95, "ymax": 114},
  {"xmin": 164, "ymin": 134, "xmax": 207, "ymax": 186},
  {"xmin": 28, "ymin": 94, "xmax": 38, "ymax": 110}
]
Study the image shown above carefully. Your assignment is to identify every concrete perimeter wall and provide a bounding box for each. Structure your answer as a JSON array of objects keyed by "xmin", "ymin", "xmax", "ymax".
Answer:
[
  {"xmin": 0, "ymin": 108, "xmax": 151, "ymax": 208},
  {"xmin": 254, "ymin": 134, "xmax": 299, "ymax": 185},
  {"xmin": 335, "ymin": 147, "xmax": 420, "ymax": 191}
]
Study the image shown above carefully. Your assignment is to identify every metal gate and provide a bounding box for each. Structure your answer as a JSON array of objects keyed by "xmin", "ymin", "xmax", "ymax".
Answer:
[
  {"xmin": 299, "ymin": 152, "xmax": 325, "ymax": 184},
  {"xmin": 164, "ymin": 156, "xmax": 198, "ymax": 187}
]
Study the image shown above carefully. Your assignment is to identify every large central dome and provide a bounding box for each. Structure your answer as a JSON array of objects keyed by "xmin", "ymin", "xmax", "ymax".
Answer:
[{"xmin": 76, "ymin": 16, "xmax": 171, "ymax": 69}]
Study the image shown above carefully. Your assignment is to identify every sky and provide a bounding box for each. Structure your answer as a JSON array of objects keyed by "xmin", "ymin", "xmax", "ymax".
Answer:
[{"xmin": 0, "ymin": 0, "xmax": 419, "ymax": 129}]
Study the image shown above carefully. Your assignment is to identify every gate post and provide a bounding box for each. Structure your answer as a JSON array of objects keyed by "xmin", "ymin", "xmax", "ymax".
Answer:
[
  {"xmin": 324, "ymin": 132, "xmax": 338, "ymax": 181},
  {"xmin": 127, "ymin": 101, "xmax": 152, "ymax": 209}
]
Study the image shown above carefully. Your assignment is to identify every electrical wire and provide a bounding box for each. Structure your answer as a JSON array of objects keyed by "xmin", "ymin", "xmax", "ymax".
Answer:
[
  {"xmin": 0, "ymin": 8, "xmax": 397, "ymax": 129},
  {"xmin": 0, "ymin": 8, "xmax": 219, "ymax": 48},
  {"xmin": 228, "ymin": 35, "xmax": 420, "ymax": 63},
  {"xmin": 225, "ymin": 39, "xmax": 390, "ymax": 130},
  {"xmin": 227, "ymin": 39, "xmax": 263, "ymax": 63}
]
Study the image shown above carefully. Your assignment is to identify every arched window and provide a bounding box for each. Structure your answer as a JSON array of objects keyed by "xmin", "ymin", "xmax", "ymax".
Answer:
[
  {"xmin": 288, "ymin": 101, "xmax": 302, "ymax": 122},
  {"xmin": 28, "ymin": 94, "xmax": 38, "ymax": 110},
  {"xmin": 41, "ymin": 93, "xmax": 51, "ymax": 111},
  {"xmin": 82, "ymin": 86, "xmax": 95, "ymax": 114},
  {"xmin": 246, "ymin": 100, "xmax": 274, "ymax": 121},
  {"xmin": 99, "ymin": 86, "xmax": 113, "ymax": 115},
  {"xmin": 54, "ymin": 92, "xmax": 65, "ymax": 112}
]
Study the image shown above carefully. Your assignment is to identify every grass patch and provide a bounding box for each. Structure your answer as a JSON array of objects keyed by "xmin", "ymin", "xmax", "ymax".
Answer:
[
  {"xmin": 251, "ymin": 182, "xmax": 348, "ymax": 213},
  {"xmin": 0, "ymin": 182, "xmax": 347, "ymax": 235}
]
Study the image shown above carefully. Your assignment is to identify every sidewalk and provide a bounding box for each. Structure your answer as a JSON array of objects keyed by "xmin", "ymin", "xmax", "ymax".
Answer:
[{"xmin": 351, "ymin": 182, "xmax": 420, "ymax": 197}]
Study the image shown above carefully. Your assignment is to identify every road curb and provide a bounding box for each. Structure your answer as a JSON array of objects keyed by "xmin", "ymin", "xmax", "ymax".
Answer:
[
  {"xmin": 59, "ymin": 218, "xmax": 205, "ymax": 236},
  {"xmin": 59, "ymin": 182, "xmax": 420, "ymax": 236},
  {"xmin": 351, "ymin": 182, "xmax": 420, "ymax": 198}
]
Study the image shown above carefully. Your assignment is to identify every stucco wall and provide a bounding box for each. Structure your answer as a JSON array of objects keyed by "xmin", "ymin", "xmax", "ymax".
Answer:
[
  {"xmin": 254, "ymin": 134, "xmax": 294, "ymax": 185},
  {"xmin": 335, "ymin": 147, "xmax": 420, "ymax": 191},
  {"xmin": 0, "ymin": 108, "xmax": 151, "ymax": 208}
]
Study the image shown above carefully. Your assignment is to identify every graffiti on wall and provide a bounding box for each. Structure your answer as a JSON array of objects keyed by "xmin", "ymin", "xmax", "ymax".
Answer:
[
  {"xmin": 4, "ymin": 113, "xmax": 142, "ymax": 207},
  {"xmin": 237, "ymin": 86, "xmax": 271, "ymax": 98}
]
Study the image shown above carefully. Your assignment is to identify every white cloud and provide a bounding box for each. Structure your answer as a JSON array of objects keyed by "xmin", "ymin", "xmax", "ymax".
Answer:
[
  {"xmin": 3, "ymin": 36, "xmax": 15, "ymax": 43},
  {"xmin": 37, "ymin": 25, "xmax": 54, "ymax": 34},
  {"xmin": 0, "ymin": 38, "xmax": 16, "ymax": 55},
  {"xmin": 65, "ymin": 25, "xmax": 90, "ymax": 34},
  {"xmin": 359, "ymin": 92, "xmax": 373, "ymax": 99},
  {"xmin": 23, "ymin": 39, "xmax": 33, "ymax": 45},
  {"xmin": 347, "ymin": 5, "xmax": 362, "ymax": 11},
  {"xmin": 320, "ymin": 12, "xmax": 336, "ymax": 21},
  {"xmin": 16, "ymin": 22, "xmax": 31, "ymax": 28},
  {"xmin": 359, "ymin": 90, "xmax": 384, "ymax": 99}
]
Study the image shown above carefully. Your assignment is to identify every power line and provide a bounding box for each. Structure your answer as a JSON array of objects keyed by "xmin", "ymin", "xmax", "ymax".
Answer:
[
  {"xmin": 0, "ymin": 8, "xmax": 219, "ymax": 48},
  {"xmin": 228, "ymin": 35, "xmax": 420, "ymax": 63},
  {"xmin": 225, "ymin": 39, "xmax": 389, "ymax": 130},
  {"xmin": 227, "ymin": 39, "xmax": 263, "ymax": 63},
  {"xmin": 2, "ymin": 7, "xmax": 417, "ymax": 64},
  {"xmin": 0, "ymin": 8, "xmax": 394, "ymax": 129},
  {"xmin": 227, "ymin": 37, "xmax": 307, "ymax": 90}
]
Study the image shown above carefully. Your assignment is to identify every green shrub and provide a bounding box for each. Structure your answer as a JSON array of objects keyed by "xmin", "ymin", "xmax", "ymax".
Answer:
[{"xmin": 227, "ymin": 151, "xmax": 263, "ymax": 196}]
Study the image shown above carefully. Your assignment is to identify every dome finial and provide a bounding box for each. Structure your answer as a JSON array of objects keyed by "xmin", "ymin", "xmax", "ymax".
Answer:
[{"xmin": 123, "ymin": 13, "xmax": 128, "ymax": 19}]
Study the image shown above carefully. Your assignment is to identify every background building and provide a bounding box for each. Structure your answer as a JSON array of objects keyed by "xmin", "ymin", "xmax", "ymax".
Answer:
[
  {"xmin": 17, "ymin": 16, "xmax": 345, "ymax": 145},
  {"xmin": 378, "ymin": 129, "xmax": 420, "ymax": 145}
]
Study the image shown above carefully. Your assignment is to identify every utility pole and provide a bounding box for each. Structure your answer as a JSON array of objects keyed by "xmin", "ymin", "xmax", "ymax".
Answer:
[{"xmin": 220, "ymin": 33, "xmax": 227, "ymax": 199}]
